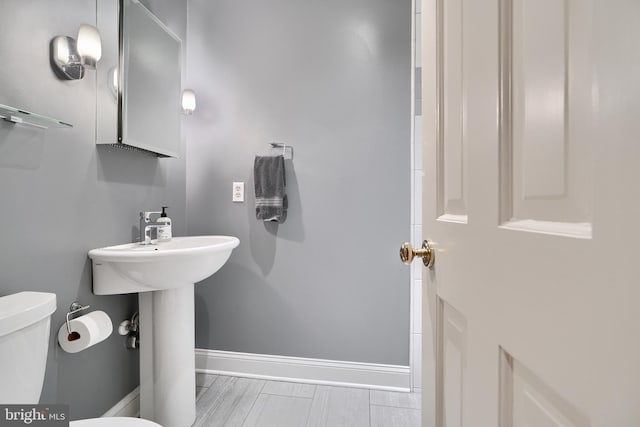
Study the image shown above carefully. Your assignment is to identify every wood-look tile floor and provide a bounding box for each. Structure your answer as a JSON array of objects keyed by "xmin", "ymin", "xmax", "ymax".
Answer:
[{"xmin": 194, "ymin": 374, "xmax": 421, "ymax": 427}]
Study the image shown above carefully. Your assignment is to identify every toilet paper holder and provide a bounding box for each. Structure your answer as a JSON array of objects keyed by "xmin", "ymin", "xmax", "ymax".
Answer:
[{"xmin": 66, "ymin": 301, "xmax": 90, "ymax": 334}]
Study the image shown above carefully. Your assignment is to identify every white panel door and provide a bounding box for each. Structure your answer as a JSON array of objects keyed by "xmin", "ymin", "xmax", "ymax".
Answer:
[{"xmin": 420, "ymin": 0, "xmax": 640, "ymax": 426}]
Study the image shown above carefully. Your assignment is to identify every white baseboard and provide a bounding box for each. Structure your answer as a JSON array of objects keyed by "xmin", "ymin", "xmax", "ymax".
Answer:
[
  {"xmin": 195, "ymin": 348, "xmax": 411, "ymax": 392},
  {"xmin": 101, "ymin": 350, "xmax": 410, "ymax": 418},
  {"xmin": 102, "ymin": 386, "xmax": 140, "ymax": 418}
]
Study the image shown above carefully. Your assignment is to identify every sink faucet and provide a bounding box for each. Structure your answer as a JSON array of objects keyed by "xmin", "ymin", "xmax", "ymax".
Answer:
[{"xmin": 139, "ymin": 211, "xmax": 163, "ymax": 245}]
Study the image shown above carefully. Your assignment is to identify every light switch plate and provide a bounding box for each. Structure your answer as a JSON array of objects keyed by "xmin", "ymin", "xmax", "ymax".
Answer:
[{"xmin": 232, "ymin": 182, "xmax": 244, "ymax": 202}]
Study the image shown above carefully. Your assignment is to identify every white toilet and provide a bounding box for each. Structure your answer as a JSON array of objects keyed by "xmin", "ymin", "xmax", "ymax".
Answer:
[{"xmin": 0, "ymin": 292, "xmax": 161, "ymax": 427}]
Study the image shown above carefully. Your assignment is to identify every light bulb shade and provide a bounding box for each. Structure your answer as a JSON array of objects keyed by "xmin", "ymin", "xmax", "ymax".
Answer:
[
  {"xmin": 182, "ymin": 89, "xmax": 196, "ymax": 114},
  {"xmin": 77, "ymin": 24, "xmax": 102, "ymax": 68},
  {"xmin": 108, "ymin": 66, "xmax": 119, "ymax": 98}
]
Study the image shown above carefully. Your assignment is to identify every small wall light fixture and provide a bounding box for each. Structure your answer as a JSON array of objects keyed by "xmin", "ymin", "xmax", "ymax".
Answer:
[
  {"xmin": 181, "ymin": 89, "xmax": 196, "ymax": 115},
  {"xmin": 107, "ymin": 66, "xmax": 119, "ymax": 98},
  {"xmin": 51, "ymin": 24, "xmax": 102, "ymax": 80}
]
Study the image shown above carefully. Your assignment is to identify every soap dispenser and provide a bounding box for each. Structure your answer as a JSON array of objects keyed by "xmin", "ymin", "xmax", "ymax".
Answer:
[{"xmin": 157, "ymin": 206, "xmax": 172, "ymax": 242}]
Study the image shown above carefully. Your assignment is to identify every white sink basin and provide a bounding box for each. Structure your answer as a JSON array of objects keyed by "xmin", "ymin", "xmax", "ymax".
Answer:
[
  {"xmin": 89, "ymin": 235, "xmax": 239, "ymax": 295},
  {"xmin": 88, "ymin": 235, "xmax": 239, "ymax": 427}
]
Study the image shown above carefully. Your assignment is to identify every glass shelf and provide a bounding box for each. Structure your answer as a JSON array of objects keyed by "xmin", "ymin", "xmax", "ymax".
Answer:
[{"xmin": 0, "ymin": 103, "xmax": 73, "ymax": 129}]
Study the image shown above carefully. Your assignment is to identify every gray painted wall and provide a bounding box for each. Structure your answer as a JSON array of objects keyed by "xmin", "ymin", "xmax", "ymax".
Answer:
[
  {"xmin": 186, "ymin": 0, "xmax": 412, "ymax": 365},
  {"xmin": 0, "ymin": 0, "xmax": 186, "ymax": 419}
]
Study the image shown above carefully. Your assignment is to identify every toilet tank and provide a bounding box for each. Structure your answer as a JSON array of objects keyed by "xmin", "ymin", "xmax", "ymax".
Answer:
[{"xmin": 0, "ymin": 292, "xmax": 56, "ymax": 404}]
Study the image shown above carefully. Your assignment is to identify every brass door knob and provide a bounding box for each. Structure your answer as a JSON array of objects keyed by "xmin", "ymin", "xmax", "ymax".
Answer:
[{"xmin": 400, "ymin": 240, "xmax": 435, "ymax": 268}]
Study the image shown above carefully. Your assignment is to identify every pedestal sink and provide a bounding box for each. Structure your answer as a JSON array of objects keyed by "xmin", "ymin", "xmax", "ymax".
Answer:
[{"xmin": 88, "ymin": 236, "xmax": 239, "ymax": 427}]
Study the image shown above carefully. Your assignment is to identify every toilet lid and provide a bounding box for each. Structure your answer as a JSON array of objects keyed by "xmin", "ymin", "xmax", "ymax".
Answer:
[{"xmin": 70, "ymin": 417, "xmax": 161, "ymax": 427}]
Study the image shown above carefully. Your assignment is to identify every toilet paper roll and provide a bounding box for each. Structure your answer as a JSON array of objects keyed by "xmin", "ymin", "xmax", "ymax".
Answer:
[{"xmin": 58, "ymin": 310, "xmax": 113, "ymax": 353}]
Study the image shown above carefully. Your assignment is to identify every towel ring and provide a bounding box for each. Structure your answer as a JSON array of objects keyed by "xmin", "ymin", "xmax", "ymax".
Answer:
[{"xmin": 269, "ymin": 143, "xmax": 293, "ymax": 160}]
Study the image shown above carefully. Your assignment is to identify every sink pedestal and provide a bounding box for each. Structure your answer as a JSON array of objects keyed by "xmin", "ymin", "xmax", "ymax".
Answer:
[{"xmin": 139, "ymin": 284, "xmax": 196, "ymax": 427}]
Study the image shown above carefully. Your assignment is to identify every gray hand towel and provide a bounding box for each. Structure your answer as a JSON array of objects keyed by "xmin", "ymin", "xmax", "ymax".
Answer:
[{"xmin": 254, "ymin": 155, "xmax": 288, "ymax": 223}]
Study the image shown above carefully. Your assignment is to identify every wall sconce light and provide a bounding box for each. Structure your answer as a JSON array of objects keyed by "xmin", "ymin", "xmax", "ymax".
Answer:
[
  {"xmin": 181, "ymin": 89, "xmax": 196, "ymax": 115},
  {"xmin": 51, "ymin": 24, "xmax": 102, "ymax": 80},
  {"xmin": 107, "ymin": 66, "xmax": 119, "ymax": 98}
]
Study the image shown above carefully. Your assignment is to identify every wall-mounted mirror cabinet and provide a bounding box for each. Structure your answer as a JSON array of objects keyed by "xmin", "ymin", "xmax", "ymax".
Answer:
[{"xmin": 97, "ymin": 0, "xmax": 181, "ymax": 158}]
